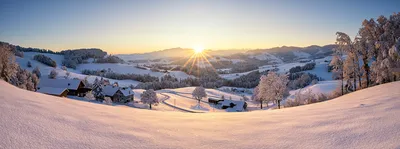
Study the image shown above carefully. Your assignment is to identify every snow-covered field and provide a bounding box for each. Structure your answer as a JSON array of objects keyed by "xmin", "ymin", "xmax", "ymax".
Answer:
[
  {"xmin": 76, "ymin": 63, "xmax": 193, "ymax": 80},
  {"xmin": 15, "ymin": 52, "xmax": 193, "ymax": 87},
  {"xmin": 220, "ymin": 62, "xmax": 309, "ymax": 80},
  {"xmin": 1, "ymin": 80, "xmax": 399, "ymax": 148}
]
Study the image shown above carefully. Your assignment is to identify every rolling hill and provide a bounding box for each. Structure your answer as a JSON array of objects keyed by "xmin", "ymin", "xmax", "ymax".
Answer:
[{"xmin": 0, "ymin": 80, "xmax": 399, "ymax": 148}]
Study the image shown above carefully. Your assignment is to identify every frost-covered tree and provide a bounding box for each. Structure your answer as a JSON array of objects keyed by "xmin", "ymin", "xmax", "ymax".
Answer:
[
  {"xmin": 192, "ymin": 86, "xmax": 207, "ymax": 104},
  {"xmin": 330, "ymin": 55, "xmax": 344, "ymax": 95},
  {"xmin": 241, "ymin": 95, "xmax": 249, "ymax": 101},
  {"xmin": 251, "ymin": 85, "xmax": 266, "ymax": 109},
  {"xmin": 31, "ymin": 73, "xmax": 39, "ymax": 90},
  {"xmin": 140, "ymin": 89, "xmax": 159, "ymax": 109},
  {"xmin": 84, "ymin": 91, "xmax": 96, "ymax": 100},
  {"xmin": 0, "ymin": 43, "xmax": 17, "ymax": 82},
  {"xmin": 336, "ymin": 32, "xmax": 362, "ymax": 91},
  {"xmin": 26, "ymin": 75, "xmax": 35, "ymax": 91},
  {"xmin": 92, "ymin": 78, "xmax": 105, "ymax": 101},
  {"xmin": 256, "ymin": 72, "xmax": 289, "ymax": 109},
  {"xmin": 103, "ymin": 97, "xmax": 112, "ymax": 105},
  {"xmin": 65, "ymin": 71, "xmax": 70, "ymax": 79},
  {"xmin": 14, "ymin": 67, "xmax": 29, "ymax": 89},
  {"xmin": 343, "ymin": 53, "xmax": 359, "ymax": 92},
  {"xmin": 32, "ymin": 66, "xmax": 41, "ymax": 78},
  {"xmin": 339, "ymin": 13, "xmax": 400, "ymax": 87},
  {"xmin": 49, "ymin": 69, "xmax": 58, "ymax": 79}
]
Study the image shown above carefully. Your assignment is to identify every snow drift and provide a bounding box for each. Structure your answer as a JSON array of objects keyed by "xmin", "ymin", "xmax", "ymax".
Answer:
[{"xmin": 0, "ymin": 81, "xmax": 399, "ymax": 148}]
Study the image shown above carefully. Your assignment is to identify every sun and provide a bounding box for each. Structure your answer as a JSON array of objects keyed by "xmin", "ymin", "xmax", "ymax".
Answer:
[{"xmin": 193, "ymin": 46, "xmax": 204, "ymax": 54}]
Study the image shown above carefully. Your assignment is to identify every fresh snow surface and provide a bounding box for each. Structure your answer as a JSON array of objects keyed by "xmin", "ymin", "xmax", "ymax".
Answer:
[
  {"xmin": 15, "ymin": 52, "xmax": 142, "ymax": 87},
  {"xmin": 292, "ymin": 51, "xmax": 311, "ymax": 59},
  {"xmin": 220, "ymin": 62, "xmax": 308, "ymax": 80},
  {"xmin": 0, "ymin": 80, "xmax": 399, "ymax": 148},
  {"xmin": 286, "ymin": 80, "xmax": 339, "ymax": 102},
  {"xmin": 76, "ymin": 63, "xmax": 193, "ymax": 80},
  {"xmin": 250, "ymin": 52, "xmax": 283, "ymax": 63}
]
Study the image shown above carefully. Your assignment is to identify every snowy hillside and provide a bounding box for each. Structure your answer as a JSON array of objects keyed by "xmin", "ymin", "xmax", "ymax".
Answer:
[
  {"xmin": 15, "ymin": 52, "xmax": 193, "ymax": 87},
  {"xmin": 0, "ymin": 80, "xmax": 399, "ymax": 148}
]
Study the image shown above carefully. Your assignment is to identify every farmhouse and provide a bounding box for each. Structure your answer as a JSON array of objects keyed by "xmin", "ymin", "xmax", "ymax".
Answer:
[
  {"xmin": 37, "ymin": 78, "xmax": 91, "ymax": 97},
  {"xmin": 219, "ymin": 99, "xmax": 247, "ymax": 112},
  {"xmin": 102, "ymin": 85, "xmax": 134, "ymax": 103},
  {"xmin": 37, "ymin": 87, "xmax": 69, "ymax": 97}
]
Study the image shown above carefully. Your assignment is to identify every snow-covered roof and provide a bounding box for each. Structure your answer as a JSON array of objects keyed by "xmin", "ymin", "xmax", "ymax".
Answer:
[
  {"xmin": 38, "ymin": 78, "xmax": 83, "ymax": 90},
  {"xmin": 120, "ymin": 87, "xmax": 134, "ymax": 96},
  {"xmin": 102, "ymin": 85, "xmax": 119, "ymax": 96},
  {"xmin": 37, "ymin": 87, "xmax": 68, "ymax": 96},
  {"xmin": 220, "ymin": 99, "xmax": 246, "ymax": 112},
  {"xmin": 102, "ymin": 85, "xmax": 134, "ymax": 97}
]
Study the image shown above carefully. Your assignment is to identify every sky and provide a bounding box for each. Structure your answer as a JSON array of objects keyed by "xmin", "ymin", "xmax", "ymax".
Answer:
[{"xmin": 0, "ymin": 0, "xmax": 399, "ymax": 54}]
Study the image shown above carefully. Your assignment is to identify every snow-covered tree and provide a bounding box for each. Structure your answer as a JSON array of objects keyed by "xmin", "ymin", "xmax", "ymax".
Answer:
[
  {"xmin": 330, "ymin": 55, "xmax": 344, "ymax": 95},
  {"xmin": 49, "ymin": 69, "xmax": 58, "ymax": 79},
  {"xmin": 32, "ymin": 66, "xmax": 41, "ymax": 78},
  {"xmin": 31, "ymin": 73, "xmax": 39, "ymax": 90},
  {"xmin": 140, "ymin": 89, "xmax": 159, "ymax": 109},
  {"xmin": 65, "ymin": 71, "xmax": 70, "ymax": 79},
  {"xmin": 257, "ymin": 72, "xmax": 289, "ymax": 109},
  {"xmin": 84, "ymin": 91, "xmax": 96, "ymax": 100},
  {"xmin": 336, "ymin": 32, "xmax": 362, "ymax": 91},
  {"xmin": 92, "ymin": 78, "xmax": 104, "ymax": 100},
  {"xmin": 0, "ymin": 43, "xmax": 17, "ymax": 83},
  {"xmin": 26, "ymin": 75, "xmax": 35, "ymax": 91},
  {"xmin": 251, "ymin": 85, "xmax": 266, "ymax": 109},
  {"xmin": 14, "ymin": 67, "xmax": 28, "ymax": 89},
  {"xmin": 103, "ymin": 97, "xmax": 112, "ymax": 105},
  {"xmin": 192, "ymin": 86, "xmax": 207, "ymax": 104}
]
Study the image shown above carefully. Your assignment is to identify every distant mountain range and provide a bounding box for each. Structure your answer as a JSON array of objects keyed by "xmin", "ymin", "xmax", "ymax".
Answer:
[{"xmin": 117, "ymin": 45, "xmax": 336, "ymax": 61}]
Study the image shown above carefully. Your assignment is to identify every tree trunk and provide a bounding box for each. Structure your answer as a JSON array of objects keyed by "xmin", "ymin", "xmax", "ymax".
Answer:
[
  {"xmin": 149, "ymin": 104, "xmax": 152, "ymax": 109},
  {"xmin": 260, "ymin": 101, "xmax": 263, "ymax": 109},
  {"xmin": 363, "ymin": 56, "xmax": 370, "ymax": 88},
  {"xmin": 278, "ymin": 100, "xmax": 281, "ymax": 109},
  {"xmin": 341, "ymin": 72, "xmax": 344, "ymax": 95},
  {"xmin": 353, "ymin": 73, "xmax": 357, "ymax": 91}
]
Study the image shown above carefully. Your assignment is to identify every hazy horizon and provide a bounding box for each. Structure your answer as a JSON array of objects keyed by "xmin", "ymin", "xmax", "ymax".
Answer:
[{"xmin": 1, "ymin": 0, "xmax": 399, "ymax": 54}]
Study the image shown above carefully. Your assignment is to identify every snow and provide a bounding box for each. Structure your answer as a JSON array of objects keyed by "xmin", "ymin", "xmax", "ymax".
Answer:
[
  {"xmin": 220, "ymin": 62, "xmax": 308, "ymax": 80},
  {"xmin": 292, "ymin": 51, "xmax": 311, "ymax": 59},
  {"xmin": 36, "ymin": 87, "xmax": 68, "ymax": 96},
  {"xmin": 286, "ymin": 80, "xmax": 339, "ymax": 102},
  {"xmin": 250, "ymin": 52, "xmax": 283, "ymax": 63},
  {"xmin": 102, "ymin": 85, "xmax": 120, "ymax": 96},
  {"xmin": 38, "ymin": 78, "xmax": 83, "ymax": 90},
  {"xmin": 1, "ymin": 80, "xmax": 399, "ymax": 148},
  {"xmin": 76, "ymin": 63, "xmax": 193, "ymax": 80}
]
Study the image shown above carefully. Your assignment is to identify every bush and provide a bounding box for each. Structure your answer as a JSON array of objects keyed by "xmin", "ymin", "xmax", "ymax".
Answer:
[
  {"xmin": 289, "ymin": 62, "xmax": 316, "ymax": 73},
  {"xmin": 27, "ymin": 61, "xmax": 32, "ymax": 68},
  {"xmin": 32, "ymin": 67, "xmax": 41, "ymax": 78},
  {"xmin": 288, "ymin": 73, "xmax": 321, "ymax": 90},
  {"xmin": 49, "ymin": 69, "xmax": 58, "ymax": 79},
  {"xmin": 33, "ymin": 54, "xmax": 57, "ymax": 67},
  {"xmin": 95, "ymin": 55, "xmax": 124, "ymax": 63},
  {"xmin": 61, "ymin": 48, "xmax": 107, "ymax": 69}
]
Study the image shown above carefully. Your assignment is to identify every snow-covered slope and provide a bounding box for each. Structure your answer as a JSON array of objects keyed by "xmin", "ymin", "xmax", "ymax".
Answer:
[
  {"xmin": 15, "ymin": 52, "xmax": 193, "ymax": 87},
  {"xmin": 1, "ymin": 80, "xmax": 399, "ymax": 148}
]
